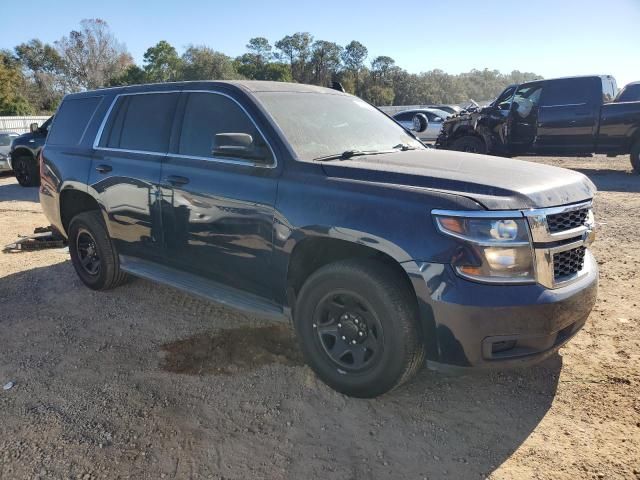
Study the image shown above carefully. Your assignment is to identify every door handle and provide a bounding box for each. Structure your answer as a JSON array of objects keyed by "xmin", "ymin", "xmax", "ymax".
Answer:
[
  {"xmin": 165, "ymin": 175, "xmax": 190, "ymax": 186},
  {"xmin": 95, "ymin": 164, "xmax": 112, "ymax": 174}
]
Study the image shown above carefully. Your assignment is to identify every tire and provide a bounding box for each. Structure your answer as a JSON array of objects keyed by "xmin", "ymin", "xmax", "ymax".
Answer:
[
  {"xmin": 13, "ymin": 155, "xmax": 40, "ymax": 187},
  {"xmin": 450, "ymin": 135, "xmax": 487, "ymax": 154},
  {"xmin": 294, "ymin": 259, "xmax": 425, "ymax": 398},
  {"xmin": 68, "ymin": 211, "xmax": 128, "ymax": 291},
  {"xmin": 631, "ymin": 141, "xmax": 640, "ymax": 174}
]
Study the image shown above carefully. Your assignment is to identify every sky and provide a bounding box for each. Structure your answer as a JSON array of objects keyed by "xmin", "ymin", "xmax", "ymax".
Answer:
[{"xmin": 3, "ymin": 0, "xmax": 640, "ymax": 87}]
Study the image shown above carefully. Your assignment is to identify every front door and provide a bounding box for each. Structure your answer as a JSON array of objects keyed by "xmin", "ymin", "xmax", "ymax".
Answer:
[
  {"xmin": 159, "ymin": 91, "xmax": 279, "ymax": 300},
  {"xmin": 506, "ymin": 83, "xmax": 543, "ymax": 155},
  {"xmin": 90, "ymin": 91, "xmax": 180, "ymax": 262}
]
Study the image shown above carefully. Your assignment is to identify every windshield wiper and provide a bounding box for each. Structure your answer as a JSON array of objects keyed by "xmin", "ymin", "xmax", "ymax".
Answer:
[
  {"xmin": 313, "ymin": 150, "xmax": 388, "ymax": 162},
  {"xmin": 392, "ymin": 143, "xmax": 418, "ymax": 151}
]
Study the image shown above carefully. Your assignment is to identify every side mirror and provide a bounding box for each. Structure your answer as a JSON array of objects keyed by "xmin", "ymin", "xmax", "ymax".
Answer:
[
  {"xmin": 411, "ymin": 113, "xmax": 429, "ymax": 133},
  {"xmin": 212, "ymin": 133, "xmax": 266, "ymax": 161},
  {"xmin": 29, "ymin": 123, "xmax": 39, "ymax": 133}
]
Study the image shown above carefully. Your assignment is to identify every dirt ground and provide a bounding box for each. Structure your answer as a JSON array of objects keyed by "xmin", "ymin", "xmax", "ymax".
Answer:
[{"xmin": 0, "ymin": 155, "xmax": 638, "ymax": 480}]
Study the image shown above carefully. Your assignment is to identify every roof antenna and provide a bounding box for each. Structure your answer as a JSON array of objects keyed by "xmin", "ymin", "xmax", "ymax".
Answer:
[{"xmin": 331, "ymin": 81, "xmax": 345, "ymax": 93}]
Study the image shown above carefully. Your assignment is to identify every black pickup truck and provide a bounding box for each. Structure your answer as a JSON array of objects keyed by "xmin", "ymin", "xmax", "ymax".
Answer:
[
  {"xmin": 40, "ymin": 81, "xmax": 597, "ymax": 397},
  {"xmin": 436, "ymin": 75, "xmax": 640, "ymax": 172}
]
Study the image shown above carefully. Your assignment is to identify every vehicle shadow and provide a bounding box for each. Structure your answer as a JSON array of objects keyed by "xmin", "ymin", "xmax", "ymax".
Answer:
[
  {"xmin": 0, "ymin": 174, "xmax": 39, "ymax": 203},
  {"xmin": 571, "ymin": 167, "xmax": 640, "ymax": 193},
  {"xmin": 0, "ymin": 261, "xmax": 560, "ymax": 479}
]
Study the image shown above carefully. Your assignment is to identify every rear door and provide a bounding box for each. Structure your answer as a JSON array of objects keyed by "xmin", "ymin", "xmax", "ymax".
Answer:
[
  {"xmin": 159, "ymin": 90, "xmax": 280, "ymax": 300},
  {"xmin": 90, "ymin": 91, "xmax": 180, "ymax": 262},
  {"xmin": 535, "ymin": 77, "xmax": 600, "ymax": 153}
]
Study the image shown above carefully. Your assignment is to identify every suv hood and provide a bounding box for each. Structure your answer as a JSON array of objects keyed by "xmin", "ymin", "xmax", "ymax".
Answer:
[{"xmin": 321, "ymin": 149, "xmax": 596, "ymax": 210}]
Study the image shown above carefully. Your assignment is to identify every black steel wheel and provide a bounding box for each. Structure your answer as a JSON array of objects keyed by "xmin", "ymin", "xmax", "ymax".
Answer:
[
  {"xmin": 314, "ymin": 291, "xmax": 384, "ymax": 372},
  {"xmin": 68, "ymin": 211, "xmax": 128, "ymax": 290},
  {"xmin": 13, "ymin": 155, "xmax": 40, "ymax": 187},
  {"xmin": 294, "ymin": 259, "xmax": 425, "ymax": 398},
  {"xmin": 76, "ymin": 229, "xmax": 101, "ymax": 276}
]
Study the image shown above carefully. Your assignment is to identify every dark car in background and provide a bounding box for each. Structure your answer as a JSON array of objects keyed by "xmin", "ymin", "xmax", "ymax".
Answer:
[
  {"xmin": 9, "ymin": 116, "xmax": 53, "ymax": 186},
  {"xmin": 40, "ymin": 81, "xmax": 597, "ymax": 398},
  {"xmin": 436, "ymin": 75, "xmax": 640, "ymax": 173}
]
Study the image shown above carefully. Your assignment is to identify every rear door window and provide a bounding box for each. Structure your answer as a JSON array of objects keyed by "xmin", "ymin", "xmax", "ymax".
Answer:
[
  {"xmin": 540, "ymin": 78, "xmax": 596, "ymax": 107},
  {"xmin": 101, "ymin": 92, "xmax": 179, "ymax": 153},
  {"xmin": 177, "ymin": 92, "xmax": 273, "ymax": 164},
  {"xmin": 47, "ymin": 96, "xmax": 103, "ymax": 145}
]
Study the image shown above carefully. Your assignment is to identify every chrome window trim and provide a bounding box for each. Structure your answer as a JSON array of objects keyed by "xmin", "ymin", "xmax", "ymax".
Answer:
[{"xmin": 92, "ymin": 89, "xmax": 277, "ymax": 169}]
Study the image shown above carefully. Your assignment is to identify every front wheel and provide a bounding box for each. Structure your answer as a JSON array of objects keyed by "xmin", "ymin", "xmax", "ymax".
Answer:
[
  {"xmin": 13, "ymin": 155, "xmax": 40, "ymax": 187},
  {"xmin": 631, "ymin": 141, "xmax": 640, "ymax": 174},
  {"xmin": 450, "ymin": 135, "xmax": 487, "ymax": 154},
  {"xmin": 294, "ymin": 259, "xmax": 425, "ymax": 398}
]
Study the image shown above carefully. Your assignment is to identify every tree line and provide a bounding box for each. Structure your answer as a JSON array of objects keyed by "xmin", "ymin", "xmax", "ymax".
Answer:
[{"xmin": 0, "ymin": 19, "xmax": 542, "ymax": 115}]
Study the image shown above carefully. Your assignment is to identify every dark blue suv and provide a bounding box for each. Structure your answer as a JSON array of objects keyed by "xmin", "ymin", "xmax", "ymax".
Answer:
[{"xmin": 40, "ymin": 81, "xmax": 598, "ymax": 397}]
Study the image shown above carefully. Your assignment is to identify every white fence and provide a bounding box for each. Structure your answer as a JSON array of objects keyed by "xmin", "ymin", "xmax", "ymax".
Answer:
[{"xmin": 0, "ymin": 116, "xmax": 50, "ymax": 134}]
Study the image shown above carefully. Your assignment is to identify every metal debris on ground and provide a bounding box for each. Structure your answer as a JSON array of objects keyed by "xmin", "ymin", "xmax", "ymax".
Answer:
[
  {"xmin": 3, "ymin": 381, "xmax": 15, "ymax": 391},
  {"xmin": 2, "ymin": 226, "xmax": 67, "ymax": 253}
]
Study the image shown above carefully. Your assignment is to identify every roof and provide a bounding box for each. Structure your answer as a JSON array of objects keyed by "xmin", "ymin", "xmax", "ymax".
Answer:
[
  {"xmin": 65, "ymin": 80, "xmax": 346, "ymax": 100},
  {"xmin": 520, "ymin": 74, "xmax": 614, "ymax": 87}
]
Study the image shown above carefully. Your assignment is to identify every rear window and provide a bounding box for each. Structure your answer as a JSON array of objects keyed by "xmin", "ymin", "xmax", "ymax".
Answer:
[
  {"xmin": 47, "ymin": 96, "xmax": 103, "ymax": 145},
  {"xmin": 101, "ymin": 93, "xmax": 179, "ymax": 153}
]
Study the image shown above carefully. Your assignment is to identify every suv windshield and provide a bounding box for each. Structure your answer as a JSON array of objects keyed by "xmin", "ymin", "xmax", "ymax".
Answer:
[{"xmin": 255, "ymin": 92, "xmax": 424, "ymax": 161}]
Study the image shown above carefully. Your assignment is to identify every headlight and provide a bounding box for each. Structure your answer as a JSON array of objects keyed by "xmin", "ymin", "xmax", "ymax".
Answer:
[{"xmin": 433, "ymin": 212, "xmax": 535, "ymax": 283}]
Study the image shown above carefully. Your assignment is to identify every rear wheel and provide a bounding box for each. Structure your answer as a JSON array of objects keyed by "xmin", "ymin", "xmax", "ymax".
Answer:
[
  {"xmin": 450, "ymin": 135, "xmax": 487, "ymax": 154},
  {"xmin": 294, "ymin": 259, "xmax": 424, "ymax": 398},
  {"xmin": 13, "ymin": 155, "xmax": 40, "ymax": 187},
  {"xmin": 631, "ymin": 141, "xmax": 640, "ymax": 174},
  {"xmin": 68, "ymin": 211, "xmax": 128, "ymax": 290}
]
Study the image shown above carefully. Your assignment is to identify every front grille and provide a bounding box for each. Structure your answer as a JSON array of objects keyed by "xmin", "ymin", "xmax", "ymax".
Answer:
[
  {"xmin": 553, "ymin": 246, "xmax": 586, "ymax": 279},
  {"xmin": 547, "ymin": 208, "xmax": 589, "ymax": 233}
]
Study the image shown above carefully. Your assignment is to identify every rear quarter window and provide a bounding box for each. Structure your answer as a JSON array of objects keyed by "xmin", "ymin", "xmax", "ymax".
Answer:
[{"xmin": 47, "ymin": 96, "xmax": 103, "ymax": 145}]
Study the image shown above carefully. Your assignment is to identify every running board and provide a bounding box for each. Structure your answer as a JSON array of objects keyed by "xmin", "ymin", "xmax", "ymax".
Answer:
[{"xmin": 119, "ymin": 255, "xmax": 288, "ymax": 322}]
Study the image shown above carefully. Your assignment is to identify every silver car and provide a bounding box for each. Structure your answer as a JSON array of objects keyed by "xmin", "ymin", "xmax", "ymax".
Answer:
[
  {"xmin": 0, "ymin": 132, "xmax": 19, "ymax": 172},
  {"xmin": 392, "ymin": 108, "xmax": 450, "ymax": 142}
]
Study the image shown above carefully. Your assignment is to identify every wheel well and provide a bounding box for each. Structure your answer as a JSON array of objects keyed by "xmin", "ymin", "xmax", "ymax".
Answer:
[
  {"xmin": 286, "ymin": 237, "xmax": 416, "ymax": 305},
  {"xmin": 60, "ymin": 190, "xmax": 100, "ymax": 234},
  {"xmin": 11, "ymin": 147, "xmax": 35, "ymax": 160},
  {"xmin": 451, "ymin": 129, "xmax": 485, "ymax": 143}
]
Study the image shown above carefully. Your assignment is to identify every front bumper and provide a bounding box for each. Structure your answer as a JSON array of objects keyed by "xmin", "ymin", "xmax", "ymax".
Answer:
[{"xmin": 405, "ymin": 251, "xmax": 598, "ymax": 370}]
